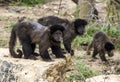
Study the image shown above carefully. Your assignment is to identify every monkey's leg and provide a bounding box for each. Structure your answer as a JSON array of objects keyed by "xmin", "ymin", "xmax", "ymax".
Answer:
[
  {"xmin": 64, "ymin": 41, "xmax": 74, "ymax": 56},
  {"xmin": 41, "ymin": 50, "xmax": 52, "ymax": 61},
  {"xmin": 39, "ymin": 44, "xmax": 52, "ymax": 61},
  {"xmin": 99, "ymin": 50, "xmax": 107, "ymax": 61},
  {"xmin": 51, "ymin": 46, "xmax": 65, "ymax": 58},
  {"xmin": 22, "ymin": 43, "xmax": 33, "ymax": 59},
  {"xmin": 92, "ymin": 49, "xmax": 98, "ymax": 59},
  {"xmin": 31, "ymin": 43, "xmax": 39, "ymax": 56},
  {"xmin": 31, "ymin": 43, "xmax": 36, "ymax": 54}
]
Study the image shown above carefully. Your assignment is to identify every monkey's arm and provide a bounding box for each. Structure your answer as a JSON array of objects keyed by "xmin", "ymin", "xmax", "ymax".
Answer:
[
  {"xmin": 63, "ymin": 39, "xmax": 74, "ymax": 56},
  {"xmin": 99, "ymin": 49, "xmax": 107, "ymax": 62},
  {"xmin": 39, "ymin": 43, "xmax": 52, "ymax": 61},
  {"xmin": 38, "ymin": 32, "xmax": 52, "ymax": 61},
  {"xmin": 51, "ymin": 45, "xmax": 65, "ymax": 58}
]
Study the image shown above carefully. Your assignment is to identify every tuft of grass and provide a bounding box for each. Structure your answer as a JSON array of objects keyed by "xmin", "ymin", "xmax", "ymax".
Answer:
[
  {"xmin": 9, "ymin": 22, "xmax": 16, "ymax": 28},
  {"xmin": 75, "ymin": 55, "xmax": 87, "ymax": 60},
  {"xmin": 12, "ymin": 0, "xmax": 49, "ymax": 6},
  {"xmin": 67, "ymin": 62, "xmax": 100, "ymax": 81},
  {"xmin": 101, "ymin": 25, "xmax": 120, "ymax": 37}
]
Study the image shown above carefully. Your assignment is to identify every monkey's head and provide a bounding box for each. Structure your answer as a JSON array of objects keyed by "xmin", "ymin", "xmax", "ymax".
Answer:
[
  {"xmin": 105, "ymin": 42, "xmax": 115, "ymax": 57},
  {"xmin": 74, "ymin": 19, "xmax": 88, "ymax": 35},
  {"xmin": 49, "ymin": 25, "xmax": 65, "ymax": 43}
]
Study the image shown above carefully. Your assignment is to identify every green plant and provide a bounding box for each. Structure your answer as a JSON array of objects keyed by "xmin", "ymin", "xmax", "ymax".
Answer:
[
  {"xmin": 101, "ymin": 25, "xmax": 120, "ymax": 37},
  {"xmin": 72, "ymin": 35, "xmax": 92, "ymax": 49},
  {"xmin": 76, "ymin": 63, "xmax": 99, "ymax": 80},
  {"xmin": 75, "ymin": 55, "xmax": 86, "ymax": 60},
  {"xmin": 9, "ymin": 22, "xmax": 16, "ymax": 28},
  {"xmin": 67, "ymin": 62, "xmax": 100, "ymax": 81},
  {"xmin": 13, "ymin": 0, "xmax": 49, "ymax": 6}
]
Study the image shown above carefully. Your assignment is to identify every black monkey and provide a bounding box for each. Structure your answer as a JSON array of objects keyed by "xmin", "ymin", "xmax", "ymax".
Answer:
[
  {"xmin": 9, "ymin": 20, "xmax": 65, "ymax": 61},
  {"xmin": 38, "ymin": 16, "xmax": 88, "ymax": 56},
  {"xmin": 86, "ymin": 31, "xmax": 115, "ymax": 62}
]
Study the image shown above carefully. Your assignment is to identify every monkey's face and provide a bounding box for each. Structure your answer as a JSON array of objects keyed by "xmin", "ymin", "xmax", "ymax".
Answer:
[
  {"xmin": 76, "ymin": 26, "xmax": 85, "ymax": 35},
  {"xmin": 51, "ymin": 30, "xmax": 63, "ymax": 43},
  {"xmin": 105, "ymin": 42, "xmax": 115, "ymax": 57},
  {"xmin": 74, "ymin": 19, "xmax": 87, "ymax": 35}
]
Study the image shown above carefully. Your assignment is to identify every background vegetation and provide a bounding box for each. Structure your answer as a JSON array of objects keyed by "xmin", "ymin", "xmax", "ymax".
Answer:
[
  {"xmin": 1, "ymin": 0, "xmax": 50, "ymax": 6},
  {"xmin": 13, "ymin": 0, "xmax": 49, "ymax": 6}
]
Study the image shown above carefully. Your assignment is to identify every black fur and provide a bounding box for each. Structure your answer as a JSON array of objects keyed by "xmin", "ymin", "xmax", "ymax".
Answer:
[
  {"xmin": 9, "ymin": 20, "xmax": 65, "ymax": 60},
  {"xmin": 87, "ymin": 31, "xmax": 115, "ymax": 62},
  {"xmin": 105, "ymin": 42, "xmax": 115, "ymax": 51},
  {"xmin": 50, "ymin": 25, "xmax": 65, "ymax": 34},
  {"xmin": 74, "ymin": 19, "xmax": 88, "ymax": 28},
  {"xmin": 38, "ymin": 16, "xmax": 69, "ymax": 27},
  {"xmin": 38, "ymin": 16, "xmax": 88, "ymax": 56}
]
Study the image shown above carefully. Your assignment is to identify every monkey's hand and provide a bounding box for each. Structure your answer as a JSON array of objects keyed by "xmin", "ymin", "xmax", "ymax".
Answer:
[{"xmin": 70, "ymin": 50, "xmax": 74, "ymax": 56}]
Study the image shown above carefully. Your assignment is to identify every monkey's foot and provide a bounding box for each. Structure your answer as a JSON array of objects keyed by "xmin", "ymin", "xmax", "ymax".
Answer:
[
  {"xmin": 33, "ymin": 52, "xmax": 39, "ymax": 56},
  {"xmin": 40, "ymin": 55, "xmax": 52, "ymax": 61},
  {"xmin": 70, "ymin": 50, "xmax": 74, "ymax": 56},
  {"xmin": 92, "ymin": 56, "xmax": 98, "ymax": 59},
  {"xmin": 102, "ymin": 61, "xmax": 110, "ymax": 66},
  {"xmin": 28, "ymin": 55, "xmax": 37, "ymax": 60}
]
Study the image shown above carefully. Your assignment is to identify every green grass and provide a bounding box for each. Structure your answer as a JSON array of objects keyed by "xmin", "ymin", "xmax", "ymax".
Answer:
[
  {"xmin": 12, "ymin": 0, "xmax": 49, "ymax": 6},
  {"xmin": 67, "ymin": 61, "xmax": 100, "ymax": 81},
  {"xmin": 75, "ymin": 55, "xmax": 87, "ymax": 60}
]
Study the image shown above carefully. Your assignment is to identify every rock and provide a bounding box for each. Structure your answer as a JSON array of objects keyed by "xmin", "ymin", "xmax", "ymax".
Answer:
[
  {"xmin": 0, "ymin": 48, "xmax": 71, "ymax": 82},
  {"xmin": 86, "ymin": 74, "xmax": 120, "ymax": 82}
]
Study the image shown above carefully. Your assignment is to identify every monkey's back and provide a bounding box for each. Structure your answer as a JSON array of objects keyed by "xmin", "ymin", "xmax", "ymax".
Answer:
[
  {"xmin": 38, "ymin": 16, "xmax": 69, "ymax": 27},
  {"xmin": 93, "ymin": 31, "xmax": 110, "ymax": 50}
]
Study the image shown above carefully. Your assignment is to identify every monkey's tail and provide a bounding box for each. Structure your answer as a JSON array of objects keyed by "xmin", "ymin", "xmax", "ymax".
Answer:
[{"xmin": 9, "ymin": 28, "xmax": 23, "ymax": 58}]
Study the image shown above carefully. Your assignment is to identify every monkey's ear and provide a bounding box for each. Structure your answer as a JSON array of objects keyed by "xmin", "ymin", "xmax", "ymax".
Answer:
[{"xmin": 105, "ymin": 42, "xmax": 115, "ymax": 51}]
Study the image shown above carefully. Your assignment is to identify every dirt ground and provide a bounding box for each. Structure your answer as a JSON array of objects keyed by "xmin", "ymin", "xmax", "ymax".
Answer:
[{"xmin": 0, "ymin": 0, "xmax": 120, "ymax": 81}]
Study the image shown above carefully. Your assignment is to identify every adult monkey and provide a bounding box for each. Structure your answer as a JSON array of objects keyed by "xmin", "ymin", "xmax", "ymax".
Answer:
[
  {"xmin": 9, "ymin": 20, "xmax": 65, "ymax": 61},
  {"xmin": 38, "ymin": 16, "xmax": 88, "ymax": 56}
]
